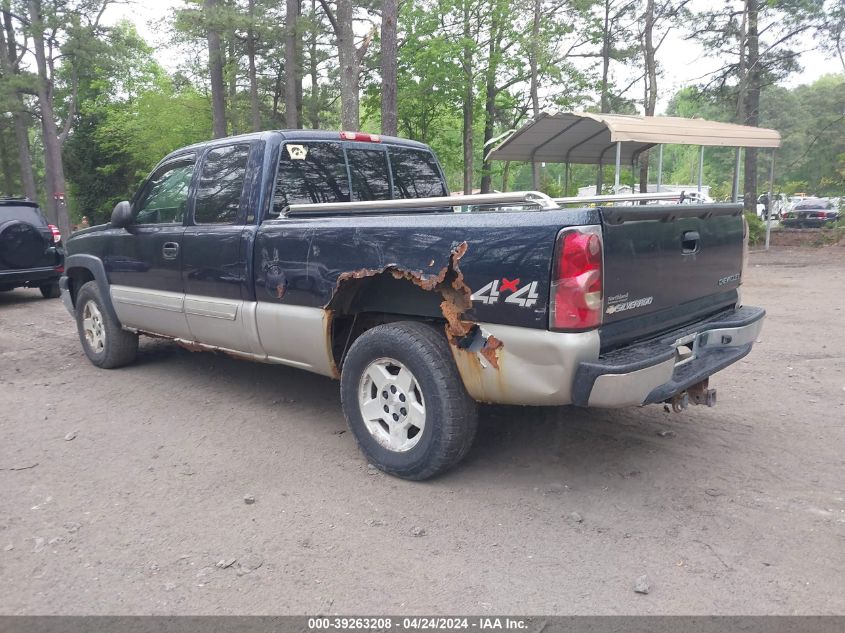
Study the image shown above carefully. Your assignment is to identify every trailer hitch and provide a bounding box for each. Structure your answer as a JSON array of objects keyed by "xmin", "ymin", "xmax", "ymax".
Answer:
[
  {"xmin": 688, "ymin": 378, "xmax": 717, "ymax": 407},
  {"xmin": 667, "ymin": 379, "xmax": 717, "ymax": 412}
]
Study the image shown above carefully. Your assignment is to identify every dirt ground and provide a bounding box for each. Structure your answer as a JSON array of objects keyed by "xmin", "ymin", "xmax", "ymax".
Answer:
[{"xmin": 1, "ymin": 245, "xmax": 843, "ymax": 615}]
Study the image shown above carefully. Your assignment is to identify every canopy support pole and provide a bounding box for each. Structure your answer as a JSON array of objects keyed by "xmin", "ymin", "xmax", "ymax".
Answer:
[
  {"xmin": 765, "ymin": 151, "xmax": 775, "ymax": 251},
  {"xmin": 698, "ymin": 145, "xmax": 704, "ymax": 192},
  {"xmin": 656, "ymin": 144, "xmax": 663, "ymax": 192},
  {"xmin": 564, "ymin": 162, "xmax": 570, "ymax": 196},
  {"xmin": 732, "ymin": 148, "xmax": 741, "ymax": 203},
  {"xmin": 596, "ymin": 162, "xmax": 603, "ymax": 195},
  {"xmin": 614, "ymin": 141, "xmax": 621, "ymax": 193}
]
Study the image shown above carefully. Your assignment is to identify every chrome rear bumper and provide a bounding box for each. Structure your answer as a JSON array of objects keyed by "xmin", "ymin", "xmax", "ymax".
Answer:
[{"xmin": 572, "ymin": 306, "xmax": 765, "ymax": 408}]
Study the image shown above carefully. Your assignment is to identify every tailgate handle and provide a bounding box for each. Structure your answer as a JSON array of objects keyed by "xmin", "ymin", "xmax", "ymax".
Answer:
[{"xmin": 681, "ymin": 230, "xmax": 700, "ymax": 254}]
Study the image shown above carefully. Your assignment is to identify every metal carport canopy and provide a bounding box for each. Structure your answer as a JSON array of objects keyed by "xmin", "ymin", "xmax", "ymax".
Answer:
[{"xmin": 488, "ymin": 111, "xmax": 782, "ymax": 164}]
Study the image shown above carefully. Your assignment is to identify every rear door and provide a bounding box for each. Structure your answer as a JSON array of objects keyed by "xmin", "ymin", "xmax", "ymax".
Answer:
[
  {"xmin": 106, "ymin": 157, "xmax": 194, "ymax": 338},
  {"xmin": 181, "ymin": 142, "xmax": 257, "ymax": 352},
  {"xmin": 599, "ymin": 204, "xmax": 744, "ymax": 350}
]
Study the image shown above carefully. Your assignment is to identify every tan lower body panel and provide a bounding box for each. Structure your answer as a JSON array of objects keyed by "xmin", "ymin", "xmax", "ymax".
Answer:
[
  {"xmin": 110, "ymin": 286, "xmax": 192, "ymax": 339},
  {"xmin": 450, "ymin": 323, "xmax": 600, "ymax": 406},
  {"xmin": 110, "ymin": 285, "xmax": 335, "ymax": 377}
]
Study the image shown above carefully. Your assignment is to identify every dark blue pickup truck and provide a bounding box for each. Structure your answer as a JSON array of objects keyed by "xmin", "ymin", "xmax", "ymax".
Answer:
[{"xmin": 61, "ymin": 130, "xmax": 765, "ymax": 479}]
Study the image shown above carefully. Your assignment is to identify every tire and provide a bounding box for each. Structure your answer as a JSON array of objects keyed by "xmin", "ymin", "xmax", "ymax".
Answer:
[
  {"xmin": 340, "ymin": 321, "xmax": 478, "ymax": 480},
  {"xmin": 0, "ymin": 220, "xmax": 47, "ymax": 269},
  {"xmin": 75, "ymin": 281, "xmax": 138, "ymax": 369},
  {"xmin": 39, "ymin": 282, "xmax": 60, "ymax": 299}
]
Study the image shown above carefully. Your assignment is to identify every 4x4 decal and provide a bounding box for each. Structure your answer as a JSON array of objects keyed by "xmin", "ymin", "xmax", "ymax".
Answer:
[{"xmin": 471, "ymin": 278, "xmax": 539, "ymax": 307}]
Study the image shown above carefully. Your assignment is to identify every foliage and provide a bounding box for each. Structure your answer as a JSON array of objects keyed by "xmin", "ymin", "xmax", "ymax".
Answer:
[
  {"xmin": 655, "ymin": 75, "xmax": 845, "ymax": 200},
  {"xmin": 1, "ymin": 0, "xmax": 844, "ymax": 215},
  {"xmin": 744, "ymin": 212, "xmax": 765, "ymax": 245},
  {"xmin": 63, "ymin": 22, "xmax": 212, "ymax": 223}
]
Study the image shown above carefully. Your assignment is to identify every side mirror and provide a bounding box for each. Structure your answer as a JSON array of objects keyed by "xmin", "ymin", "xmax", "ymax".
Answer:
[{"xmin": 110, "ymin": 201, "xmax": 133, "ymax": 228}]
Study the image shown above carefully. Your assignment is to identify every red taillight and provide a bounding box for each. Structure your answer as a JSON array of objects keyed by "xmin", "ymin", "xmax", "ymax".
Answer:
[
  {"xmin": 55, "ymin": 265, "xmax": 64, "ymax": 273},
  {"xmin": 340, "ymin": 131, "xmax": 381, "ymax": 143},
  {"xmin": 48, "ymin": 224, "xmax": 61, "ymax": 243},
  {"xmin": 550, "ymin": 227, "xmax": 603, "ymax": 330}
]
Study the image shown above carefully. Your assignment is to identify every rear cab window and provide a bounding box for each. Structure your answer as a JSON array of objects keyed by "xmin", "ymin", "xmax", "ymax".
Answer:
[
  {"xmin": 272, "ymin": 142, "xmax": 350, "ymax": 217},
  {"xmin": 0, "ymin": 204, "xmax": 48, "ymax": 227},
  {"xmin": 348, "ymin": 148, "xmax": 392, "ymax": 201},
  {"xmin": 270, "ymin": 139, "xmax": 446, "ymax": 218},
  {"xmin": 388, "ymin": 147, "xmax": 447, "ymax": 199}
]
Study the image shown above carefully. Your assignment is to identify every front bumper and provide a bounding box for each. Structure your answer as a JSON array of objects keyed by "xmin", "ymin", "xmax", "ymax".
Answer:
[{"xmin": 572, "ymin": 306, "xmax": 765, "ymax": 408}]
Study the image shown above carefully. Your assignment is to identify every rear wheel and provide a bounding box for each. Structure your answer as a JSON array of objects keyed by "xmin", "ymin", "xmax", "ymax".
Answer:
[
  {"xmin": 39, "ymin": 282, "xmax": 60, "ymax": 299},
  {"xmin": 75, "ymin": 281, "xmax": 138, "ymax": 368},
  {"xmin": 340, "ymin": 321, "xmax": 478, "ymax": 480}
]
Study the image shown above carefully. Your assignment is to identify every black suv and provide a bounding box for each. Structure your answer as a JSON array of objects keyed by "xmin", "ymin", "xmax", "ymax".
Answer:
[{"xmin": 0, "ymin": 198, "xmax": 64, "ymax": 298}]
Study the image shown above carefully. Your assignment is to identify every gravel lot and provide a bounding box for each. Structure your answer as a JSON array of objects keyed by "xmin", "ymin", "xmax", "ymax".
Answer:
[{"xmin": 1, "ymin": 246, "xmax": 843, "ymax": 615}]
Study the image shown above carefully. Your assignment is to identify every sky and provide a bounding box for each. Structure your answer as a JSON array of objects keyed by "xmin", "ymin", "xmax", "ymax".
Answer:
[{"xmin": 102, "ymin": 0, "xmax": 839, "ymax": 115}]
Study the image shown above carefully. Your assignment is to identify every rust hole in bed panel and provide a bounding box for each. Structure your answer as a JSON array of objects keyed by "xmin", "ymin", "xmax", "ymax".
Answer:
[{"xmin": 328, "ymin": 241, "xmax": 503, "ymax": 367}]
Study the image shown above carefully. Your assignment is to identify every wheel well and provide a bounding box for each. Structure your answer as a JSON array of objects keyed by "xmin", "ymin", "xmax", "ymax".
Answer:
[
  {"xmin": 328, "ymin": 273, "xmax": 447, "ymax": 372},
  {"xmin": 66, "ymin": 267, "xmax": 95, "ymax": 308}
]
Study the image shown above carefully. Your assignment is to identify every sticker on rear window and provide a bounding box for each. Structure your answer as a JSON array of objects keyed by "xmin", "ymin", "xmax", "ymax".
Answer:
[{"xmin": 286, "ymin": 144, "xmax": 308, "ymax": 160}]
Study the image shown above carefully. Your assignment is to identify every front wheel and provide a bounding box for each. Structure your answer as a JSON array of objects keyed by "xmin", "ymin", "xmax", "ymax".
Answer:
[
  {"xmin": 75, "ymin": 281, "xmax": 138, "ymax": 369},
  {"xmin": 340, "ymin": 321, "xmax": 478, "ymax": 480},
  {"xmin": 39, "ymin": 281, "xmax": 60, "ymax": 298}
]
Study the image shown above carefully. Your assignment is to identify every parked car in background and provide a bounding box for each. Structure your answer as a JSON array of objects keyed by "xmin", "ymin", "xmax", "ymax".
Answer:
[
  {"xmin": 0, "ymin": 198, "xmax": 64, "ymax": 297},
  {"xmin": 682, "ymin": 191, "xmax": 713, "ymax": 204},
  {"xmin": 757, "ymin": 193, "xmax": 787, "ymax": 220},
  {"xmin": 781, "ymin": 198, "xmax": 840, "ymax": 228}
]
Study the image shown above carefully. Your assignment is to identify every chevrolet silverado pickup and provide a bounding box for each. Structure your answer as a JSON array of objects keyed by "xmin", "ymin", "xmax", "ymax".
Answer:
[{"xmin": 61, "ymin": 130, "xmax": 765, "ymax": 479}]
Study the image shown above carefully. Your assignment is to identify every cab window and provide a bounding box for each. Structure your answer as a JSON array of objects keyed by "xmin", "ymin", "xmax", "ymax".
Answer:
[
  {"xmin": 388, "ymin": 148, "xmax": 446, "ymax": 198},
  {"xmin": 194, "ymin": 144, "xmax": 251, "ymax": 224},
  {"xmin": 272, "ymin": 142, "xmax": 350, "ymax": 216},
  {"xmin": 347, "ymin": 148, "xmax": 392, "ymax": 201}
]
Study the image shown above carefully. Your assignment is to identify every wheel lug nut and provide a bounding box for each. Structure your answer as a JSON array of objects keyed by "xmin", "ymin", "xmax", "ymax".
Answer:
[
  {"xmin": 390, "ymin": 386, "xmax": 396, "ymax": 394},
  {"xmin": 383, "ymin": 405, "xmax": 389, "ymax": 413},
  {"xmin": 382, "ymin": 391, "xmax": 388, "ymax": 399},
  {"xmin": 392, "ymin": 413, "xmax": 399, "ymax": 421},
  {"xmin": 400, "ymin": 408, "xmax": 407, "ymax": 416}
]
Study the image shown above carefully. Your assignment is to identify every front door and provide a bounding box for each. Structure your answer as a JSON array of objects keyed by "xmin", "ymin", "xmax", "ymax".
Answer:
[{"xmin": 106, "ymin": 156, "xmax": 195, "ymax": 338}]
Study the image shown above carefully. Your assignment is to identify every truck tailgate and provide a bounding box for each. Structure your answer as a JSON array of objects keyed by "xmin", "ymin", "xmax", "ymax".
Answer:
[{"xmin": 598, "ymin": 204, "xmax": 744, "ymax": 351}]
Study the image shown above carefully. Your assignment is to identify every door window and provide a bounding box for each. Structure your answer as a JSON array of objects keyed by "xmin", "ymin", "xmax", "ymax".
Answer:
[
  {"xmin": 134, "ymin": 160, "xmax": 195, "ymax": 225},
  {"xmin": 194, "ymin": 144, "xmax": 251, "ymax": 224},
  {"xmin": 347, "ymin": 149, "xmax": 392, "ymax": 201},
  {"xmin": 272, "ymin": 142, "xmax": 351, "ymax": 216}
]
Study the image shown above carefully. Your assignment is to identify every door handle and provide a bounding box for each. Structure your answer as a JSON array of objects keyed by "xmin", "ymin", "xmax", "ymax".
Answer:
[
  {"xmin": 681, "ymin": 231, "xmax": 700, "ymax": 254},
  {"xmin": 162, "ymin": 242, "xmax": 180, "ymax": 259}
]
